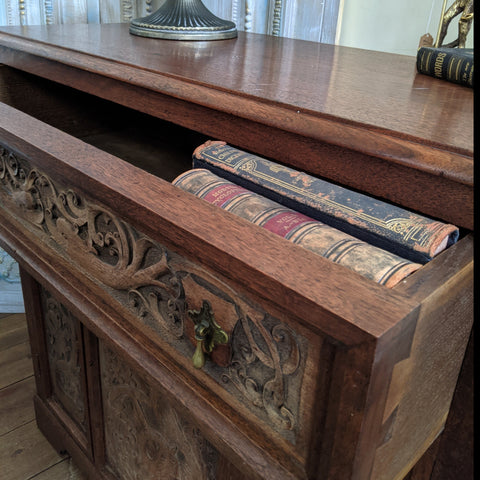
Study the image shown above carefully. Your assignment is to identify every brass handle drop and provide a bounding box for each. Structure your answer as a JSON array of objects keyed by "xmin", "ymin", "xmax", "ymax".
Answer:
[{"xmin": 188, "ymin": 300, "xmax": 228, "ymax": 369}]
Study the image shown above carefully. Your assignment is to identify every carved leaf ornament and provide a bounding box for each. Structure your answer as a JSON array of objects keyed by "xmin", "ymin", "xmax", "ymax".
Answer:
[{"xmin": 1, "ymin": 145, "xmax": 305, "ymax": 436}]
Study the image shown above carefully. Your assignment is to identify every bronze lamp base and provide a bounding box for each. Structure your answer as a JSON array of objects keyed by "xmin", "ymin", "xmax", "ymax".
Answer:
[{"xmin": 129, "ymin": 0, "xmax": 237, "ymax": 41}]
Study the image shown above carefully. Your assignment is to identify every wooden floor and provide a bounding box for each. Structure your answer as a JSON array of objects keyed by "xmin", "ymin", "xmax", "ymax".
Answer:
[{"xmin": 0, "ymin": 312, "xmax": 87, "ymax": 480}]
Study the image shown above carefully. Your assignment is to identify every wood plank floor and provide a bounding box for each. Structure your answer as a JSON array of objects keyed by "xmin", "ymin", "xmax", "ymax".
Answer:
[{"xmin": 0, "ymin": 313, "xmax": 87, "ymax": 480}]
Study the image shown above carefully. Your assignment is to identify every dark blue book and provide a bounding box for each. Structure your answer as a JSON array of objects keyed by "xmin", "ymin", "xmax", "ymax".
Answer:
[
  {"xmin": 193, "ymin": 141, "xmax": 459, "ymax": 264},
  {"xmin": 416, "ymin": 47, "xmax": 473, "ymax": 88}
]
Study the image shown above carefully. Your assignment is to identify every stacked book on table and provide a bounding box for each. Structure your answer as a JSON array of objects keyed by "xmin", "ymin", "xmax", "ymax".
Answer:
[
  {"xmin": 173, "ymin": 141, "xmax": 459, "ymax": 288},
  {"xmin": 416, "ymin": 47, "xmax": 473, "ymax": 88}
]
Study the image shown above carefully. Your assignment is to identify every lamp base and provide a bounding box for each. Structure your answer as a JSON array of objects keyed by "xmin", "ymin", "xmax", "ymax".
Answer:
[{"xmin": 129, "ymin": 0, "xmax": 237, "ymax": 41}]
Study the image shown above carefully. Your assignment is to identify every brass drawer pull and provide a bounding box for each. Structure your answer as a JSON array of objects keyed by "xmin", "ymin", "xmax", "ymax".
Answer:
[{"xmin": 188, "ymin": 300, "xmax": 228, "ymax": 369}]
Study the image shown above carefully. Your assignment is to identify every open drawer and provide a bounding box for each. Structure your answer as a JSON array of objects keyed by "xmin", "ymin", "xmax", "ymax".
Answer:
[{"xmin": 0, "ymin": 65, "xmax": 473, "ymax": 480}]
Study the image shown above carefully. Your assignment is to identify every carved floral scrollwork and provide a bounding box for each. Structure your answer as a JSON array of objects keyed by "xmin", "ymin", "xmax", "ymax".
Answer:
[
  {"xmin": 0, "ymin": 145, "xmax": 183, "ymax": 338},
  {"xmin": 0, "ymin": 146, "xmax": 306, "ymax": 438},
  {"xmin": 170, "ymin": 261, "xmax": 304, "ymax": 434},
  {"xmin": 1, "ymin": 147, "xmax": 42, "ymax": 225},
  {"xmin": 41, "ymin": 288, "xmax": 86, "ymax": 430},
  {"xmin": 100, "ymin": 343, "xmax": 218, "ymax": 480},
  {"xmin": 223, "ymin": 307, "xmax": 301, "ymax": 432}
]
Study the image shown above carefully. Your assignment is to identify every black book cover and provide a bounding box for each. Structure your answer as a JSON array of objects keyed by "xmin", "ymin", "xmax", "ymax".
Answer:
[{"xmin": 417, "ymin": 47, "xmax": 473, "ymax": 87}]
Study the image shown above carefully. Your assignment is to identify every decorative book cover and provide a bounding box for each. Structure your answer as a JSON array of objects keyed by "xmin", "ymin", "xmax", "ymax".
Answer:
[
  {"xmin": 416, "ymin": 47, "xmax": 473, "ymax": 88},
  {"xmin": 193, "ymin": 141, "xmax": 459, "ymax": 264},
  {"xmin": 173, "ymin": 168, "xmax": 421, "ymax": 288}
]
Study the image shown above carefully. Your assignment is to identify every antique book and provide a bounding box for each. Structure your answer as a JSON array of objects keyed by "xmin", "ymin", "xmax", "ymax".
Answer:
[
  {"xmin": 173, "ymin": 169, "xmax": 421, "ymax": 287},
  {"xmin": 416, "ymin": 47, "xmax": 474, "ymax": 88},
  {"xmin": 192, "ymin": 141, "xmax": 459, "ymax": 264}
]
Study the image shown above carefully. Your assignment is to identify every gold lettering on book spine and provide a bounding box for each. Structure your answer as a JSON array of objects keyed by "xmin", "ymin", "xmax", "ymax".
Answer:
[
  {"xmin": 201, "ymin": 147, "xmax": 435, "ymax": 245},
  {"xmin": 434, "ymin": 51, "xmax": 447, "ymax": 77}
]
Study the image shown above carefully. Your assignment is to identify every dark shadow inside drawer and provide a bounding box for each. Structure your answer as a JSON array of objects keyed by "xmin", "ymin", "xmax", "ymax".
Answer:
[{"xmin": 0, "ymin": 65, "xmax": 207, "ymax": 181}]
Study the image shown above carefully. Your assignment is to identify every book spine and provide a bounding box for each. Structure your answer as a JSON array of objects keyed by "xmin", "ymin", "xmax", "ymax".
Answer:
[
  {"xmin": 192, "ymin": 141, "xmax": 459, "ymax": 264},
  {"xmin": 416, "ymin": 47, "xmax": 474, "ymax": 88},
  {"xmin": 173, "ymin": 168, "xmax": 421, "ymax": 288}
]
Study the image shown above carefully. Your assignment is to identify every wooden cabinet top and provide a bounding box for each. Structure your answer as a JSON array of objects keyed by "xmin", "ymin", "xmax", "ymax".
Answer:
[
  {"xmin": 0, "ymin": 25, "xmax": 474, "ymax": 480},
  {"xmin": 0, "ymin": 23, "xmax": 474, "ymax": 229}
]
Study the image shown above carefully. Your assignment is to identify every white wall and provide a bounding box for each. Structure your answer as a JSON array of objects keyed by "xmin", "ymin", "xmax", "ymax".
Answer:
[
  {"xmin": 338, "ymin": 0, "xmax": 474, "ymax": 56},
  {"xmin": 0, "ymin": 1, "xmax": 473, "ymax": 55},
  {"xmin": 0, "ymin": 250, "xmax": 23, "ymax": 313}
]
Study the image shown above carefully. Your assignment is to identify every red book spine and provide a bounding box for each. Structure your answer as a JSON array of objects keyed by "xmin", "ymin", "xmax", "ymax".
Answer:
[{"xmin": 173, "ymin": 169, "xmax": 421, "ymax": 287}]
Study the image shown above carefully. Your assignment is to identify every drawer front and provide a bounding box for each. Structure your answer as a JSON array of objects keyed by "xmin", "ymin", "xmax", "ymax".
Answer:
[{"xmin": 0, "ymin": 137, "xmax": 327, "ymax": 477}]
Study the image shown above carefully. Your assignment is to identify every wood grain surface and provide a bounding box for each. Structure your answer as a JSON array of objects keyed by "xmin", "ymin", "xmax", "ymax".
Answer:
[
  {"xmin": 0, "ymin": 24, "xmax": 473, "ymax": 229},
  {"xmin": 0, "ymin": 24, "xmax": 473, "ymax": 154},
  {"xmin": 0, "ymin": 101, "xmax": 416, "ymax": 344},
  {"xmin": 0, "ymin": 312, "xmax": 87, "ymax": 480}
]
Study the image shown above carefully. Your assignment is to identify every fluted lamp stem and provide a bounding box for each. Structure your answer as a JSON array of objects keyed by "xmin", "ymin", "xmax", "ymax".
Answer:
[{"xmin": 129, "ymin": 0, "xmax": 237, "ymax": 40}]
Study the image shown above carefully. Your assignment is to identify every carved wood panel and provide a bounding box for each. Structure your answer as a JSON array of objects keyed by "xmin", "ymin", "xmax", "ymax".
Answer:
[
  {"xmin": 99, "ymin": 340, "xmax": 219, "ymax": 480},
  {"xmin": 0, "ymin": 144, "xmax": 313, "ymax": 447},
  {"xmin": 40, "ymin": 286, "xmax": 87, "ymax": 432},
  {"xmin": 0, "ymin": 0, "xmax": 340, "ymax": 43}
]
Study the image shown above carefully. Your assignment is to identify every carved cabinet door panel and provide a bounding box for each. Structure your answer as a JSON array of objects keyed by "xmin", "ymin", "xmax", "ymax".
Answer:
[
  {"xmin": 21, "ymin": 269, "xmax": 248, "ymax": 479},
  {"xmin": 21, "ymin": 271, "xmax": 93, "ymax": 457},
  {"xmin": 99, "ymin": 340, "xmax": 223, "ymax": 480},
  {"xmin": 41, "ymin": 288, "xmax": 87, "ymax": 431}
]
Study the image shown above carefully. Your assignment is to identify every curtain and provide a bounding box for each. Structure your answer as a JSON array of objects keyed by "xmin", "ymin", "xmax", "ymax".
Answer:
[{"xmin": 0, "ymin": 0, "xmax": 341, "ymax": 43}]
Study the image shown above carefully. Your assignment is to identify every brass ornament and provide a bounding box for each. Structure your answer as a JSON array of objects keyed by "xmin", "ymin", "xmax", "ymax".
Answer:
[
  {"xmin": 435, "ymin": 0, "xmax": 474, "ymax": 48},
  {"xmin": 189, "ymin": 300, "xmax": 228, "ymax": 369}
]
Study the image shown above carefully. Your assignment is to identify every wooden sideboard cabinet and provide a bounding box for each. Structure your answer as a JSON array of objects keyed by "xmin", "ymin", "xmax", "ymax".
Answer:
[{"xmin": 0, "ymin": 24, "xmax": 473, "ymax": 480}]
